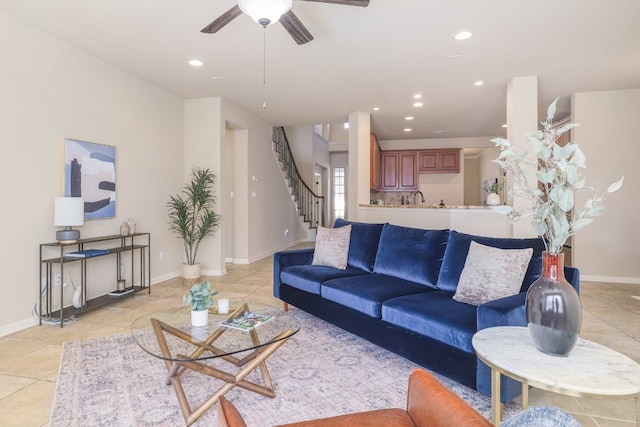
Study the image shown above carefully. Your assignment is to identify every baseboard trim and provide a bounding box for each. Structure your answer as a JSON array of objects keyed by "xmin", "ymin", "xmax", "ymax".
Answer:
[
  {"xmin": 1, "ymin": 271, "xmax": 182, "ymax": 338},
  {"xmin": 582, "ymin": 275, "xmax": 640, "ymax": 285},
  {"xmin": 0, "ymin": 317, "xmax": 38, "ymax": 338}
]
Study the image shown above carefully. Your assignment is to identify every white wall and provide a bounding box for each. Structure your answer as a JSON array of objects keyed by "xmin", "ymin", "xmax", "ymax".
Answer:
[
  {"xmin": 572, "ymin": 89, "xmax": 640, "ymax": 283},
  {"xmin": 0, "ymin": 11, "xmax": 185, "ymax": 334}
]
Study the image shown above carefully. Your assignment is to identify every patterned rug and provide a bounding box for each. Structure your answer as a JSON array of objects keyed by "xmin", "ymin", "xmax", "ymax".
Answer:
[{"xmin": 50, "ymin": 308, "xmax": 518, "ymax": 426}]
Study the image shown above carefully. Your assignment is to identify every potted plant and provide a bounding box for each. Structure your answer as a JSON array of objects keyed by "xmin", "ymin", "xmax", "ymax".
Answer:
[
  {"xmin": 483, "ymin": 179, "xmax": 503, "ymax": 206},
  {"xmin": 168, "ymin": 167, "xmax": 221, "ymax": 279},
  {"xmin": 490, "ymin": 98, "xmax": 623, "ymax": 355},
  {"xmin": 183, "ymin": 281, "xmax": 217, "ymax": 326}
]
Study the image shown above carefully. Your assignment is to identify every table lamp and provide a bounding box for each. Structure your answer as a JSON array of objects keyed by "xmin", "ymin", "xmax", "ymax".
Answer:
[{"xmin": 54, "ymin": 197, "xmax": 84, "ymax": 243}]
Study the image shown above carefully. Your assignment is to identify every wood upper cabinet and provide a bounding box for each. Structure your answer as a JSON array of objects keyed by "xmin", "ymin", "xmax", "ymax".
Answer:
[
  {"xmin": 418, "ymin": 149, "xmax": 461, "ymax": 173},
  {"xmin": 380, "ymin": 151, "xmax": 417, "ymax": 191},
  {"xmin": 370, "ymin": 133, "xmax": 382, "ymax": 190}
]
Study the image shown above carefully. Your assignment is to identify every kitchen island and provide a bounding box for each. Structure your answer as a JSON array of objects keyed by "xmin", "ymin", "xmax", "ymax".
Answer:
[{"xmin": 358, "ymin": 204, "xmax": 510, "ymax": 238}]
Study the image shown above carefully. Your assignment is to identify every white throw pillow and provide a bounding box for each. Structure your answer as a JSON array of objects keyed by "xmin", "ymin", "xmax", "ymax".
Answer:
[
  {"xmin": 312, "ymin": 225, "xmax": 352, "ymax": 270},
  {"xmin": 453, "ymin": 241, "xmax": 533, "ymax": 306}
]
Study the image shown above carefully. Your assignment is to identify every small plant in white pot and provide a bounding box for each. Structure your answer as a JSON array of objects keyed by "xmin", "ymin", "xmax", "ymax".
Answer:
[
  {"xmin": 483, "ymin": 179, "xmax": 503, "ymax": 206},
  {"xmin": 183, "ymin": 281, "xmax": 218, "ymax": 327}
]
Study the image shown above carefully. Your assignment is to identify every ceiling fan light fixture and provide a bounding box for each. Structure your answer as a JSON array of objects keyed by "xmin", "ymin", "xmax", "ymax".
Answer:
[{"xmin": 238, "ymin": 0, "xmax": 293, "ymax": 27}]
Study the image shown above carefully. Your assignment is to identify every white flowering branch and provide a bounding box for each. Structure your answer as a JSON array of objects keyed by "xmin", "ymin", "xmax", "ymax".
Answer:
[{"xmin": 490, "ymin": 98, "xmax": 624, "ymax": 253}]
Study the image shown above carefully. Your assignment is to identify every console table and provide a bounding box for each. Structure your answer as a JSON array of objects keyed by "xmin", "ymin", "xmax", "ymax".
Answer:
[
  {"xmin": 39, "ymin": 233, "xmax": 151, "ymax": 327},
  {"xmin": 473, "ymin": 326, "xmax": 640, "ymax": 426}
]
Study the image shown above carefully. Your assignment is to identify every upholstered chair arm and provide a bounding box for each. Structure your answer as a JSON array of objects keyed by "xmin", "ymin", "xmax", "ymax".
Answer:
[{"xmin": 406, "ymin": 369, "xmax": 492, "ymax": 427}]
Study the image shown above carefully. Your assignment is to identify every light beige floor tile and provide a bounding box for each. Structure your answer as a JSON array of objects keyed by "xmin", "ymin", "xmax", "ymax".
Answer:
[
  {"xmin": 0, "ymin": 375, "xmax": 37, "ymax": 400},
  {"xmin": 0, "ymin": 380, "xmax": 54, "ymax": 427},
  {"xmin": 589, "ymin": 416, "xmax": 636, "ymax": 426},
  {"xmin": 0, "ymin": 344, "xmax": 61, "ymax": 379}
]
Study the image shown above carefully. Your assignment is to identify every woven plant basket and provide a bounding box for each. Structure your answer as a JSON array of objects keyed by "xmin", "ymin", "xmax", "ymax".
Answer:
[{"xmin": 182, "ymin": 263, "xmax": 201, "ymax": 279}]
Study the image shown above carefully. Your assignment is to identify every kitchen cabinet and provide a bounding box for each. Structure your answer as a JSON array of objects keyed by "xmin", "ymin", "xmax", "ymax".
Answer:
[
  {"xmin": 418, "ymin": 149, "xmax": 460, "ymax": 173},
  {"xmin": 370, "ymin": 133, "xmax": 381, "ymax": 189},
  {"xmin": 380, "ymin": 151, "xmax": 417, "ymax": 191}
]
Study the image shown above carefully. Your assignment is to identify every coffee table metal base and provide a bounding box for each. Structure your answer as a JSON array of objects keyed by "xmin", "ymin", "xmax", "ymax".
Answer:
[{"xmin": 150, "ymin": 317, "xmax": 292, "ymax": 426}]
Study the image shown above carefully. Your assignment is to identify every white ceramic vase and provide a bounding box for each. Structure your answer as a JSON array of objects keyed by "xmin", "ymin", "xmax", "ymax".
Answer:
[
  {"xmin": 486, "ymin": 193, "xmax": 501, "ymax": 206},
  {"xmin": 191, "ymin": 309, "xmax": 208, "ymax": 327}
]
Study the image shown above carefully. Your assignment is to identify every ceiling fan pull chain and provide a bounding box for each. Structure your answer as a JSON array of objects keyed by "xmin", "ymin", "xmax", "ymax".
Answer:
[{"xmin": 262, "ymin": 27, "xmax": 267, "ymax": 109}]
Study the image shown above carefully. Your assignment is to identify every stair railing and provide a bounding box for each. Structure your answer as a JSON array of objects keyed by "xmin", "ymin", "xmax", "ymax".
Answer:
[{"xmin": 272, "ymin": 127, "xmax": 325, "ymax": 229}]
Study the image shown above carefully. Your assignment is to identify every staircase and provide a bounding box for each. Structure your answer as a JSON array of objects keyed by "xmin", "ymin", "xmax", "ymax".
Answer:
[{"xmin": 272, "ymin": 127, "xmax": 325, "ymax": 231}]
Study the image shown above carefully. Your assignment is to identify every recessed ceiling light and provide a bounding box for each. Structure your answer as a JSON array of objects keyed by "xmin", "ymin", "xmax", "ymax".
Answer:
[
  {"xmin": 414, "ymin": 94, "xmax": 422, "ymax": 99},
  {"xmin": 454, "ymin": 31, "xmax": 473, "ymax": 40},
  {"xmin": 502, "ymin": 124, "xmax": 508, "ymax": 128},
  {"xmin": 475, "ymin": 81, "xmax": 484, "ymax": 86},
  {"xmin": 373, "ymin": 107, "xmax": 380, "ymax": 111},
  {"xmin": 413, "ymin": 102, "xmax": 424, "ymax": 107},
  {"xmin": 404, "ymin": 128, "xmax": 412, "ymax": 132},
  {"xmin": 405, "ymin": 116, "xmax": 414, "ymax": 121},
  {"xmin": 189, "ymin": 59, "xmax": 204, "ymax": 67},
  {"xmin": 211, "ymin": 75, "xmax": 223, "ymax": 80},
  {"xmin": 344, "ymin": 123, "xmax": 349, "ymax": 129}
]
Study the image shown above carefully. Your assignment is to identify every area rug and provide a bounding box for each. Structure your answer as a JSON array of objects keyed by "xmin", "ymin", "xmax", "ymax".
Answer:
[{"xmin": 51, "ymin": 308, "xmax": 518, "ymax": 426}]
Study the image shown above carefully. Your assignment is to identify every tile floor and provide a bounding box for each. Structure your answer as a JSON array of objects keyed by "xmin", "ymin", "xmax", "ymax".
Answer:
[{"xmin": 0, "ymin": 253, "xmax": 638, "ymax": 427}]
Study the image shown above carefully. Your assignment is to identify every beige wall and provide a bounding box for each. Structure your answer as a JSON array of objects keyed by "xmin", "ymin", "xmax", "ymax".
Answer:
[
  {"xmin": 0, "ymin": 11, "xmax": 309, "ymax": 335},
  {"xmin": 572, "ymin": 89, "xmax": 640, "ymax": 283},
  {"xmin": 0, "ymin": 12, "xmax": 185, "ymax": 334},
  {"xmin": 184, "ymin": 100, "xmax": 309, "ymax": 268}
]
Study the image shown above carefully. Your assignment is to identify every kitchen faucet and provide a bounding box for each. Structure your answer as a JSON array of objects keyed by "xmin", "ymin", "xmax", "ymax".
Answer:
[{"xmin": 413, "ymin": 191, "xmax": 425, "ymax": 205}]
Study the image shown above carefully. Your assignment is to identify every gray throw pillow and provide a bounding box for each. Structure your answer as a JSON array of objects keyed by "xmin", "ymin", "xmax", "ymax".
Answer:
[
  {"xmin": 312, "ymin": 225, "xmax": 351, "ymax": 270},
  {"xmin": 453, "ymin": 241, "xmax": 533, "ymax": 306}
]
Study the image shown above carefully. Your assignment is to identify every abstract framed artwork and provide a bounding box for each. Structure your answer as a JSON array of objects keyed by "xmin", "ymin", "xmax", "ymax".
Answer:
[{"xmin": 64, "ymin": 138, "xmax": 116, "ymax": 219}]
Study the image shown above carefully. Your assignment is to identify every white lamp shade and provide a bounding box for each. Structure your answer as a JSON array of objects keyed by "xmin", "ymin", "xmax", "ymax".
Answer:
[
  {"xmin": 54, "ymin": 197, "xmax": 84, "ymax": 226},
  {"xmin": 238, "ymin": 0, "xmax": 292, "ymax": 26}
]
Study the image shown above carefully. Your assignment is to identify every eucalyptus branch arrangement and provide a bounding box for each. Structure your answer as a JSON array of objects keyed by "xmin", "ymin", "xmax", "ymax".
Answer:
[{"xmin": 490, "ymin": 99, "xmax": 624, "ymax": 254}]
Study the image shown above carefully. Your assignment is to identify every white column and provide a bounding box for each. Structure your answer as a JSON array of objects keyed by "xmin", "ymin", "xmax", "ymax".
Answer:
[
  {"xmin": 347, "ymin": 111, "xmax": 370, "ymax": 221},
  {"xmin": 506, "ymin": 76, "xmax": 538, "ymax": 238}
]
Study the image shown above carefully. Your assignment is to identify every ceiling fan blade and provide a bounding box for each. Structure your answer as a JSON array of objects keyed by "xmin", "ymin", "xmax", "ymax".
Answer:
[
  {"xmin": 280, "ymin": 10, "xmax": 314, "ymax": 45},
  {"xmin": 201, "ymin": 5, "xmax": 243, "ymax": 33},
  {"xmin": 299, "ymin": 0, "xmax": 369, "ymax": 6}
]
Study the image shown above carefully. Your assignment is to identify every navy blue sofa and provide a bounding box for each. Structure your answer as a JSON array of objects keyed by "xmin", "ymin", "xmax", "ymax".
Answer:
[{"xmin": 273, "ymin": 219, "xmax": 580, "ymax": 403}]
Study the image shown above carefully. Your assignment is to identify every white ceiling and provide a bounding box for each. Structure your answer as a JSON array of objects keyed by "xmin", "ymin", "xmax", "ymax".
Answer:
[{"xmin": 1, "ymin": 0, "xmax": 639, "ymax": 141}]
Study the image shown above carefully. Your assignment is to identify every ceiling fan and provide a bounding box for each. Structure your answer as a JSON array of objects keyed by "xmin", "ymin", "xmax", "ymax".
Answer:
[{"xmin": 201, "ymin": 0, "xmax": 370, "ymax": 45}]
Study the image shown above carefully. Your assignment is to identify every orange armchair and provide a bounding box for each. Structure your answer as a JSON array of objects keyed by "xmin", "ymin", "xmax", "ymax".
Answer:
[{"xmin": 218, "ymin": 369, "xmax": 493, "ymax": 427}]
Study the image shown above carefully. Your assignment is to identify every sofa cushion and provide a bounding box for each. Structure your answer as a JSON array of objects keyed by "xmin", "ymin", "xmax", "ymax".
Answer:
[
  {"xmin": 437, "ymin": 230, "xmax": 546, "ymax": 293},
  {"xmin": 334, "ymin": 218, "xmax": 385, "ymax": 273},
  {"xmin": 382, "ymin": 292, "xmax": 478, "ymax": 353},
  {"xmin": 453, "ymin": 242, "xmax": 533, "ymax": 306},
  {"xmin": 373, "ymin": 224, "xmax": 450, "ymax": 288},
  {"xmin": 321, "ymin": 274, "xmax": 434, "ymax": 318},
  {"xmin": 312, "ymin": 225, "xmax": 351, "ymax": 269},
  {"xmin": 281, "ymin": 265, "xmax": 369, "ymax": 295}
]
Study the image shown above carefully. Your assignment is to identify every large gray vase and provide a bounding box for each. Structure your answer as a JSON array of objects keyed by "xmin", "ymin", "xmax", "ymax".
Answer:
[{"xmin": 526, "ymin": 252, "xmax": 582, "ymax": 356}]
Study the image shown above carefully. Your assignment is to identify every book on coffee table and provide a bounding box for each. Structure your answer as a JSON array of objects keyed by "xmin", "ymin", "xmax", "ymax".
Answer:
[{"xmin": 221, "ymin": 311, "xmax": 273, "ymax": 331}]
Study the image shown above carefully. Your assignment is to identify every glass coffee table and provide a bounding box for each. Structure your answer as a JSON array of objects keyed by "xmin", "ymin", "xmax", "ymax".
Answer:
[{"xmin": 131, "ymin": 301, "xmax": 300, "ymax": 426}]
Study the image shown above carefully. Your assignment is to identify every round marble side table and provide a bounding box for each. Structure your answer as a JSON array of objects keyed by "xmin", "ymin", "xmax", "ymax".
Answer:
[{"xmin": 472, "ymin": 326, "xmax": 640, "ymax": 426}]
